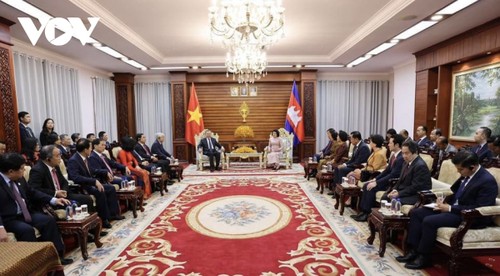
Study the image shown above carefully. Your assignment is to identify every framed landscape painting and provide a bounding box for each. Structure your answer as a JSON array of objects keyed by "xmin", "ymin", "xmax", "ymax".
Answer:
[{"xmin": 450, "ymin": 62, "xmax": 500, "ymax": 141}]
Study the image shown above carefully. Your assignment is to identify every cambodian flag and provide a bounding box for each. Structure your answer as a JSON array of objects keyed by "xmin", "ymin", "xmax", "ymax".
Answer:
[{"xmin": 285, "ymin": 81, "xmax": 305, "ymax": 146}]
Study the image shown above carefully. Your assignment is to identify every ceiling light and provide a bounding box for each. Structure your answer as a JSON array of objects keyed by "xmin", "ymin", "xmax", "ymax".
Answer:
[
  {"xmin": 304, "ymin": 65, "xmax": 344, "ymax": 68},
  {"xmin": 367, "ymin": 42, "xmax": 397, "ymax": 56},
  {"xmin": 430, "ymin": 15, "xmax": 444, "ymax": 21},
  {"xmin": 122, "ymin": 58, "xmax": 147, "ymax": 70},
  {"xmin": 347, "ymin": 55, "xmax": 372, "ymax": 67},
  {"xmin": 295, "ymin": 64, "xmax": 303, "ymax": 68},
  {"xmin": 191, "ymin": 66, "xmax": 200, "ymax": 69},
  {"xmin": 394, "ymin": 21, "xmax": 437, "ymax": 40},
  {"xmin": 225, "ymin": 44, "xmax": 267, "ymax": 84},
  {"xmin": 266, "ymin": 65, "xmax": 293, "ymax": 68},
  {"xmin": 150, "ymin": 66, "xmax": 190, "ymax": 70},
  {"xmin": 94, "ymin": 45, "xmax": 124, "ymax": 59},
  {"xmin": 202, "ymin": 65, "xmax": 227, "ymax": 69},
  {"xmin": 390, "ymin": 39, "xmax": 399, "ymax": 43},
  {"xmin": 436, "ymin": 0, "xmax": 478, "ymax": 15}
]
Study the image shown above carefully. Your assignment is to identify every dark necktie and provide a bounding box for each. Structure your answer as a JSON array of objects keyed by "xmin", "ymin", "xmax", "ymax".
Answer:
[
  {"xmin": 83, "ymin": 158, "xmax": 90, "ymax": 174},
  {"xmin": 352, "ymin": 145, "xmax": 358, "ymax": 157},
  {"xmin": 475, "ymin": 145, "xmax": 482, "ymax": 154},
  {"xmin": 101, "ymin": 155, "xmax": 113, "ymax": 175},
  {"xmin": 389, "ymin": 154, "xmax": 396, "ymax": 167},
  {"xmin": 142, "ymin": 144, "xmax": 151, "ymax": 155},
  {"xmin": 26, "ymin": 126, "xmax": 35, "ymax": 138},
  {"xmin": 401, "ymin": 163, "xmax": 410, "ymax": 178},
  {"xmin": 10, "ymin": 181, "xmax": 32, "ymax": 222},
  {"xmin": 51, "ymin": 168, "xmax": 61, "ymax": 190},
  {"xmin": 455, "ymin": 176, "xmax": 470, "ymax": 200}
]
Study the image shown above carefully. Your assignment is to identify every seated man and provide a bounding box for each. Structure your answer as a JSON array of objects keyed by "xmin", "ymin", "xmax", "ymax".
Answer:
[
  {"xmin": 29, "ymin": 145, "xmax": 94, "ymax": 212},
  {"xmin": 329, "ymin": 131, "xmax": 371, "ymax": 196},
  {"xmin": 397, "ymin": 150, "xmax": 498, "ymax": 269},
  {"xmin": 57, "ymin": 134, "xmax": 73, "ymax": 163},
  {"xmin": 197, "ymin": 129, "xmax": 224, "ymax": 172},
  {"xmin": 151, "ymin": 132, "xmax": 178, "ymax": 179},
  {"xmin": 472, "ymin": 126, "xmax": 493, "ymax": 163},
  {"xmin": 351, "ymin": 134, "xmax": 405, "ymax": 222},
  {"xmin": 381, "ymin": 140, "xmax": 432, "ymax": 205},
  {"xmin": 67, "ymin": 139, "xmax": 122, "ymax": 229},
  {"xmin": 0, "ymin": 153, "xmax": 72, "ymax": 265},
  {"xmin": 134, "ymin": 133, "xmax": 172, "ymax": 180},
  {"xmin": 89, "ymin": 139, "xmax": 132, "ymax": 185}
]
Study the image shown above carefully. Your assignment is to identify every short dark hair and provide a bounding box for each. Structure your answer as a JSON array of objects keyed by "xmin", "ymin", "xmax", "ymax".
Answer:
[
  {"xmin": 479, "ymin": 126, "xmax": 492, "ymax": 139},
  {"xmin": 419, "ymin": 125, "xmax": 428, "ymax": 133},
  {"xmin": 59, "ymin": 134, "xmax": 68, "ymax": 140},
  {"xmin": 338, "ymin": 130, "xmax": 348, "ymax": 142},
  {"xmin": 493, "ymin": 136, "xmax": 500, "ymax": 147},
  {"xmin": 92, "ymin": 138, "xmax": 104, "ymax": 147},
  {"xmin": 40, "ymin": 145, "xmax": 57, "ymax": 160},
  {"xmin": 18, "ymin": 111, "xmax": 29, "ymax": 121},
  {"xmin": 402, "ymin": 140, "xmax": 418, "ymax": 154},
  {"xmin": 452, "ymin": 150, "xmax": 479, "ymax": 168},
  {"xmin": 327, "ymin": 128, "xmax": 337, "ymax": 141},
  {"xmin": 0, "ymin": 153, "xmax": 26, "ymax": 173},
  {"xmin": 390, "ymin": 134, "xmax": 403, "ymax": 148},
  {"xmin": 86, "ymin": 133, "xmax": 95, "ymax": 139},
  {"xmin": 46, "ymin": 133, "xmax": 59, "ymax": 145},
  {"xmin": 98, "ymin": 131, "xmax": 106, "ymax": 139},
  {"xmin": 400, "ymin": 129, "xmax": 409, "ymax": 137},
  {"xmin": 136, "ymin": 133, "xmax": 144, "ymax": 141},
  {"xmin": 437, "ymin": 136, "xmax": 449, "ymax": 145},
  {"xmin": 76, "ymin": 138, "xmax": 91, "ymax": 153},
  {"xmin": 433, "ymin": 128, "xmax": 442, "ymax": 136},
  {"xmin": 272, "ymin": 129, "xmax": 280, "ymax": 137},
  {"xmin": 71, "ymin": 133, "xmax": 80, "ymax": 142},
  {"xmin": 121, "ymin": 136, "xmax": 136, "ymax": 151},
  {"xmin": 350, "ymin": 131, "xmax": 362, "ymax": 141},
  {"xmin": 386, "ymin": 128, "xmax": 397, "ymax": 137},
  {"xmin": 369, "ymin": 134, "xmax": 385, "ymax": 148}
]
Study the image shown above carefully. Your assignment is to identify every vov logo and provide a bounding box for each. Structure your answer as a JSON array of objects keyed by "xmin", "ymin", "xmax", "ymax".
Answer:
[{"xmin": 19, "ymin": 17, "xmax": 99, "ymax": 46}]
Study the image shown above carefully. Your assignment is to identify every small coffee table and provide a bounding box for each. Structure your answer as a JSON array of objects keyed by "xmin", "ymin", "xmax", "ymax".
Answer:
[
  {"xmin": 116, "ymin": 187, "xmax": 145, "ymax": 218},
  {"xmin": 367, "ymin": 208, "xmax": 410, "ymax": 257},
  {"xmin": 56, "ymin": 212, "xmax": 103, "ymax": 260},
  {"xmin": 150, "ymin": 173, "xmax": 168, "ymax": 196},
  {"xmin": 170, "ymin": 161, "xmax": 188, "ymax": 182},
  {"xmin": 334, "ymin": 183, "xmax": 362, "ymax": 215},
  {"xmin": 315, "ymin": 170, "xmax": 334, "ymax": 194},
  {"xmin": 304, "ymin": 160, "xmax": 318, "ymax": 180}
]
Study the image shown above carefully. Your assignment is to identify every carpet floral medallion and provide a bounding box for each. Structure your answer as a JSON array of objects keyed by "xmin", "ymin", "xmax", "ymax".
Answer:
[{"xmin": 102, "ymin": 178, "xmax": 362, "ymax": 275}]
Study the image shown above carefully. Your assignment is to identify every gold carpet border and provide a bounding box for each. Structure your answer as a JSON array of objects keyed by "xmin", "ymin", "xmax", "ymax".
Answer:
[{"xmin": 185, "ymin": 195, "xmax": 292, "ymax": 239}]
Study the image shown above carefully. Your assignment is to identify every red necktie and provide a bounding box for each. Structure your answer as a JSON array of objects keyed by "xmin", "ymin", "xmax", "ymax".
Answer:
[
  {"xmin": 101, "ymin": 155, "xmax": 113, "ymax": 175},
  {"xmin": 83, "ymin": 158, "xmax": 90, "ymax": 174},
  {"xmin": 51, "ymin": 168, "xmax": 61, "ymax": 190},
  {"xmin": 389, "ymin": 154, "xmax": 396, "ymax": 167},
  {"xmin": 143, "ymin": 144, "xmax": 151, "ymax": 155},
  {"xmin": 10, "ymin": 181, "xmax": 32, "ymax": 222}
]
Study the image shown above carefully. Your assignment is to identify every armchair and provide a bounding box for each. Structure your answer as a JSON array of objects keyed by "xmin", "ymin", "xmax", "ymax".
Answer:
[
  {"xmin": 263, "ymin": 128, "xmax": 294, "ymax": 169},
  {"xmin": 194, "ymin": 129, "xmax": 225, "ymax": 171}
]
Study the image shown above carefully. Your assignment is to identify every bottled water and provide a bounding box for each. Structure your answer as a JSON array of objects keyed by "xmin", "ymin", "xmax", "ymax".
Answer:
[
  {"xmin": 395, "ymin": 199, "xmax": 402, "ymax": 214},
  {"xmin": 391, "ymin": 198, "xmax": 397, "ymax": 213}
]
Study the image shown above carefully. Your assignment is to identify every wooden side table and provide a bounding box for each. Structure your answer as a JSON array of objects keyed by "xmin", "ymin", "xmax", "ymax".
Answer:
[
  {"xmin": 150, "ymin": 173, "xmax": 168, "ymax": 196},
  {"xmin": 56, "ymin": 212, "xmax": 103, "ymax": 260},
  {"xmin": 315, "ymin": 170, "xmax": 334, "ymax": 194},
  {"xmin": 366, "ymin": 208, "xmax": 410, "ymax": 257},
  {"xmin": 170, "ymin": 161, "xmax": 188, "ymax": 182},
  {"xmin": 334, "ymin": 183, "xmax": 362, "ymax": 215},
  {"xmin": 304, "ymin": 160, "xmax": 318, "ymax": 180},
  {"xmin": 116, "ymin": 187, "xmax": 145, "ymax": 218}
]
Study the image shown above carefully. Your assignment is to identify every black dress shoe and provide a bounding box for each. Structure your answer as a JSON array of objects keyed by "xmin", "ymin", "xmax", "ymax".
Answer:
[
  {"xmin": 396, "ymin": 249, "xmax": 418, "ymax": 263},
  {"xmin": 327, "ymin": 191, "xmax": 335, "ymax": 196},
  {"xmin": 354, "ymin": 213, "xmax": 369, "ymax": 222},
  {"xmin": 350, "ymin": 212, "xmax": 364, "ymax": 219},
  {"xmin": 60, "ymin": 258, "xmax": 73, "ymax": 265},
  {"xmin": 87, "ymin": 235, "xmax": 95, "ymax": 243},
  {"xmin": 405, "ymin": 254, "xmax": 432, "ymax": 269},
  {"xmin": 102, "ymin": 220, "xmax": 112, "ymax": 229},
  {"xmin": 167, "ymin": 180, "xmax": 175, "ymax": 185},
  {"xmin": 216, "ymin": 167, "xmax": 222, "ymax": 171},
  {"xmin": 111, "ymin": 215, "xmax": 125, "ymax": 220},
  {"xmin": 100, "ymin": 231, "xmax": 108, "ymax": 236},
  {"xmin": 210, "ymin": 169, "xmax": 214, "ymax": 173}
]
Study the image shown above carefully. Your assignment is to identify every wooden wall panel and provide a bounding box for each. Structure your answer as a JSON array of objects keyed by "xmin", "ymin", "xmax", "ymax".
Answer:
[{"xmin": 114, "ymin": 73, "xmax": 136, "ymax": 138}]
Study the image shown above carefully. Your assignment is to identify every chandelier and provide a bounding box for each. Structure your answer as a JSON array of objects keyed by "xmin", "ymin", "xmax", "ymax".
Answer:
[
  {"xmin": 209, "ymin": 0, "xmax": 285, "ymax": 84},
  {"xmin": 225, "ymin": 44, "xmax": 267, "ymax": 84}
]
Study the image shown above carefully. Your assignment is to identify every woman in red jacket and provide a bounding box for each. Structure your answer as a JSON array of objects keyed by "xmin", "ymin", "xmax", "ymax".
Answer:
[{"xmin": 117, "ymin": 136, "xmax": 152, "ymax": 198}]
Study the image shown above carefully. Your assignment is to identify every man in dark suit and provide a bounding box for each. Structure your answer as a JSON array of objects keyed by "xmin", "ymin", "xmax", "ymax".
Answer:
[
  {"xmin": 397, "ymin": 150, "xmax": 498, "ymax": 269},
  {"xmin": 197, "ymin": 129, "xmax": 224, "ymax": 172},
  {"xmin": 134, "ymin": 133, "xmax": 171, "ymax": 176},
  {"xmin": 472, "ymin": 126, "xmax": 493, "ymax": 163},
  {"xmin": 399, "ymin": 129, "xmax": 412, "ymax": 144},
  {"xmin": 98, "ymin": 131, "xmax": 111, "ymax": 150},
  {"xmin": 352, "ymin": 134, "xmax": 405, "ymax": 221},
  {"xmin": 381, "ymin": 140, "xmax": 432, "ymax": 205},
  {"xmin": 18, "ymin": 111, "xmax": 36, "ymax": 148},
  {"xmin": 89, "ymin": 139, "xmax": 132, "ymax": 185},
  {"xmin": 67, "ymin": 139, "xmax": 122, "ymax": 229},
  {"xmin": 57, "ymin": 134, "xmax": 73, "ymax": 162},
  {"xmin": 428, "ymin": 128, "xmax": 442, "ymax": 151},
  {"xmin": 415, "ymin": 125, "xmax": 432, "ymax": 148},
  {"xmin": 29, "ymin": 145, "xmax": 94, "ymax": 211},
  {"xmin": 330, "ymin": 131, "xmax": 371, "ymax": 193},
  {"xmin": 0, "ymin": 153, "xmax": 73, "ymax": 264},
  {"xmin": 151, "ymin": 132, "xmax": 174, "ymax": 161}
]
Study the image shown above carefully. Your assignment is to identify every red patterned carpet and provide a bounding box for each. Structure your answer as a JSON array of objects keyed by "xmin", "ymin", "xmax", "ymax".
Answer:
[{"xmin": 102, "ymin": 178, "xmax": 362, "ymax": 275}]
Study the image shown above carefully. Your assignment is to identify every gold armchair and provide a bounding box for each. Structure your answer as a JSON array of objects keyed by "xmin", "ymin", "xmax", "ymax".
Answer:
[
  {"xmin": 263, "ymin": 128, "xmax": 294, "ymax": 169},
  {"xmin": 194, "ymin": 129, "xmax": 225, "ymax": 171}
]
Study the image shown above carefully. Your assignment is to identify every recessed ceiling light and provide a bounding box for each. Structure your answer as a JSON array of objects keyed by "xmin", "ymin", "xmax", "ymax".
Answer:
[
  {"xmin": 150, "ymin": 66, "xmax": 190, "ymax": 70},
  {"xmin": 436, "ymin": 0, "xmax": 478, "ymax": 15},
  {"xmin": 347, "ymin": 55, "xmax": 372, "ymax": 67},
  {"xmin": 191, "ymin": 66, "xmax": 200, "ymax": 69},
  {"xmin": 457, "ymin": 60, "xmax": 461, "ymax": 63},
  {"xmin": 431, "ymin": 15, "xmax": 444, "ymax": 21},
  {"xmin": 394, "ymin": 21, "xmax": 437, "ymax": 40},
  {"xmin": 486, "ymin": 52, "xmax": 492, "ymax": 55},
  {"xmin": 94, "ymin": 45, "xmax": 124, "ymax": 59},
  {"xmin": 367, "ymin": 42, "xmax": 397, "ymax": 56},
  {"xmin": 304, "ymin": 65, "xmax": 344, "ymax": 68},
  {"xmin": 295, "ymin": 64, "xmax": 303, "ymax": 68}
]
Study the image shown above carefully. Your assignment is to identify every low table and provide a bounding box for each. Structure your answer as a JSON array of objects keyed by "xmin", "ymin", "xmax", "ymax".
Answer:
[
  {"xmin": 367, "ymin": 208, "xmax": 410, "ymax": 257},
  {"xmin": 56, "ymin": 212, "xmax": 103, "ymax": 260},
  {"xmin": 170, "ymin": 161, "xmax": 188, "ymax": 181},
  {"xmin": 116, "ymin": 186, "xmax": 145, "ymax": 218},
  {"xmin": 334, "ymin": 183, "xmax": 362, "ymax": 215},
  {"xmin": 303, "ymin": 160, "xmax": 318, "ymax": 180},
  {"xmin": 150, "ymin": 173, "xmax": 168, "ymax": 196},
  {"xmin": 225, "ymin": 152, "xmax": 263, "ymax": 169},
  {"xmin": 315, "ymin": 170, "xmax": 334, "ymax": 194}
]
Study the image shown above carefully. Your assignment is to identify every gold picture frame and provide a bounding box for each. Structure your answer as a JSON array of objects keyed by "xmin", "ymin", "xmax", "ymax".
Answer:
[
  {"xmin": 240, "ymin": 86, "xmax": 248, "ymax": 96},
  {"xmin": 249, "ymin": 86, "xmax": 258, "ymax": 96},
  {"xmin": 230, "ymin": 86, "xmax": 239, "ymax": 96}
]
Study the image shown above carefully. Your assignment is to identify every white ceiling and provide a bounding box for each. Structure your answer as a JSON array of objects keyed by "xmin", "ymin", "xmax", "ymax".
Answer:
[{"xmin": 1, "ymin": 0, "xmax": 499, "ymax": 75}]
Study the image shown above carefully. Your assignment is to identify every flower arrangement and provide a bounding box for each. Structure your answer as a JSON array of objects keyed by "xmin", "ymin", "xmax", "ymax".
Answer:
[
  {"xmin": 234, "ymin": 125, "xmax": 254, "ymax": 138},
  {"xmin": 232, "ymin": 146, "xmax": 257, "ymax": 153}
]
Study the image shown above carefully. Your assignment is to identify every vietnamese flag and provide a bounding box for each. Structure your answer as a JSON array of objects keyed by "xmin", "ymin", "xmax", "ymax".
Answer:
[
  {"xmin": 285, "ymin": 80, "xmax": 305, "ymax": 146},
  {"xmin": 185, "ymin": 83, "xmax": 204, "ymax": 145}
]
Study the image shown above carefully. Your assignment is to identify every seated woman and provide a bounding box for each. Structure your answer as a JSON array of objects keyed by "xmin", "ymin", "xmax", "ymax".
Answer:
[
  {"xmin": 21, "ymin": 137, "xmax": 40, "ymax": 166},
  {"xmin": 347, "ymin": 134, "xmax": 387, "ymax": 182},
  {"xmin": 266, "ymin": 129, "xmax": 282, "ymax": 170},
  {"xmin": 310, "ymin": 128, "xmax": 336, "ymax": 177},
  {"xmin": 320, "ymin": 130, "xmax": 349, "ymax": 169},
  {"xmin": 117, "ymin": 136, "xmax": 152, "ymax": 199}
]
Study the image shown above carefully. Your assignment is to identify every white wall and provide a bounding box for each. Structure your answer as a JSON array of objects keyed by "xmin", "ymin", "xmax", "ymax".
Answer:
[
  {"xmin": 392, "ymin": 58, "xmax": 417, "ymax": 137},
  {"xmin": 12, "ymin": 39, "xmax": 111, "ymax": 136}
]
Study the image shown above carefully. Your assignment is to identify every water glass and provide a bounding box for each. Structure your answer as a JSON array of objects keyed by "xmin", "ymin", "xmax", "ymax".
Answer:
[
  {"xmin": 151, "ymin": 165, "xmax": 157, "ymax": 174},
  {"xmin": 81, "ymin": 204, "xmax": 88, "ymax": 215},
  {"xmin": 381, "ymin": 200, "xmax": 388, "ymax": 213},
  {"xmin": 75, "ymin": 207, "xmax": 82, "ymax": 219},
  {"xmin": 308, "ymin": 157, "xmax": 313, "ymax": 163},
  {"xmin": 129, "ymin": 180, "xmax": 136, "ymax": 190},
  {"xmin": 435, "ymin": 192, "xmax": 444, "ymax": 204},
  {"xmin": 174, "ymin": 159, "xmax": 179, "ymax": 164},
  {"xmin": 384, "ymin": 202, "xmax": 392, "ymax": 213}
]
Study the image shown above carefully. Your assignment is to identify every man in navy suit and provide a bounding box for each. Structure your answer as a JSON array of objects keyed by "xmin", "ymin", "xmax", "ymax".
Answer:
[
  {"xmin": 397, "ymin": 150, "xmax": 498, "ymax": 269},
  {"xmin": 134, "ymin": 133, "xmax": 171, "ymax": 175},
  {"xmin": 88, "ymin": 139, "xmax": 131, "ymax": 185},
  {"xmin": 67, "ymin": 139, "xmax": 122, "ymax": 229},
  {"xmin": 0, "ymin": 153, "xmax": 73, "ymax": 264},
  {"xmin": 352, "ymin": 134, "xmax": 405, "ymax": 221},
  {"xmin": 98, "ymin": 131, "xmax": 111, "ymax": 150},
  {"xmin": 29, "ymin": 145, "xmax": 94, "ymax": 211},
  {"xmin": 415, "ymin": 125, "xmax": 432, "ymax": 148},
  {"xmin": 151, "ymin": 133, "xmax": 174, "ymax": 161},
  {"xmin": 18, "ymin": 111, "xmax": 36, "ymax": 148},
  {"xmin": 330, "ymin": 131, "xmax": 371, "ymax": 193},
  {"xmin": 197, "ymin": 129, "xmax": 224, "ymax": 172},
  {"xmin": 381, "ymin": 140, "xmax": 432, "ymax": 205},
  {"xmin": 471, "ymin": 126, "xmax": 493, "ymax": 163}
]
